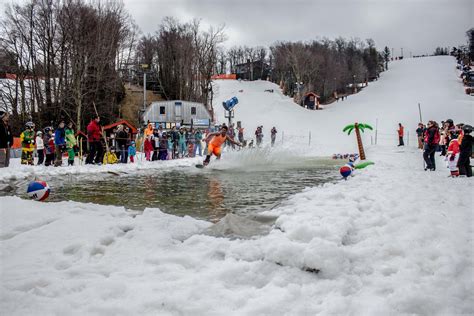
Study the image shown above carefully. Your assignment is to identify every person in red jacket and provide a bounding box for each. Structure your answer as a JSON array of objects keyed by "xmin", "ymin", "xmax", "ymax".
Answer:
[
  {"xmin": 144, "ymin": 136, "xmax": 153, "ymax": 161},
  {"xmin": 86, "ymin": 116, "xmax": 103, "ymax": 164},
  {"xmin": 397, "ymin": 123, "xmax": 404, "ymax": 146}
]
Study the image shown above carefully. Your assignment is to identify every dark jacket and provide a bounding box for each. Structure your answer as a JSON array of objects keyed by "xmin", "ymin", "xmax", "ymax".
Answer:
[
  {"xmin": 0, "ymin": 121, "xmax": 14, "ymax": 148},
  {"xmin": 424, "ymin": 126, "xmax": 439, "ymax": 146},
  {"xmin": 116, "ymin": 130, "xmax": 129, "ymax": 147},
  {"xmin": 458, "ymin": 134, "xmax": 472, "ymax": 163},
  {"xmin": 416, "ymin": 127, "xmax": 424, "ymax": 137}
]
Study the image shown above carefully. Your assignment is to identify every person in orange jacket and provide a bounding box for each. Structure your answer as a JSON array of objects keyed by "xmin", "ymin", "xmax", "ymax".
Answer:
[
  {"xmin": 397, "ymin": 123, "xmax": 404, "ymax": 146},
  {"xmin": 144, "ymin": 123, "xmax": 154, "ymax": 138}
]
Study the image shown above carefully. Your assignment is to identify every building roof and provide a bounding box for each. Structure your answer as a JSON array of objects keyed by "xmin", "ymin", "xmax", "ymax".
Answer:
[{"xmin": 103, "ymin": 120, "xmax": 138, "ymax": 134}]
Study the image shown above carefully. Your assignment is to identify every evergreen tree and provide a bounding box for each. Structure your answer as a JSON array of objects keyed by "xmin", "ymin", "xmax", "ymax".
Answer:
[{"xmin": 383, "ymin": 46, "xmax": 390, "ymax": 70}]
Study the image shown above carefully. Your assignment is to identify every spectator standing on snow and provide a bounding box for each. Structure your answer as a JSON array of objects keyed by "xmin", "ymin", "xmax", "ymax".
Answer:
[
  {"xmin": 20, "ymin": 121, "xmax": 35, "ymax": 165},
  {"xmin": 128, "ymin": 141, "xmax": 136, "ymax": 163},
  {"xmin": 159, "ymin": 133, "xmax": 168, "ymax": 160},
  {"xmin": 439, "ymin": 130, "xmax": 448, "ymax": 156},
  {"xmin": 144, "ymin": 123, "xmax": 154, "ymax": 138},
  {"xmin": 86, "ymin": 116, "xmax": 103, "ymax": 165},
  {"xmin": 152, "ymin": 128, "xmax": 160, "ymax": 161},
  {"xmin": 397, "ymin": 123, "xmax": 404, "ymax": 146},
  {"xmin": 65, "ymin": 122, "xmax": 77, "ymax": 166},
  {"xmin": 43, "ymin": 127, "xmax": 55, "ymax": 166},
  {"xmin": 144, "ymin": 136, "xmax": 153, "ymax": 161},
  {"xmin": 271, "ymin": 127, "xmax": 277, "ymax": 147},
  {"xmin": 423, "ymin": 121, "xmax": 440, "ymax": 171},
  {"xmin": 194, "ymin": 129, "xmax": 203, "ymax": 156},
  {"xmin": 458, "ymin": 125, "xmax": 472, "ymax": 177},
  {"xmin": 416, "ymin": 123, "xmax": 424, "ymax": 149},
  {"xmin": 54, "ymin": 121, "xmax": 66, "ymax": 167},
  {"xmin": 35, "ymin": 131, "xmax": 44, "ymax": 165},
  {"xmin": 116, "ymin": 125, "xmax": 128, "ymax": 163},
  {"xmin": 187, "ymin": 129, "xmax": 196, "ymax": 157},
  {"xmin": 445, "ymin": 135, "xmax": 460, "ymax": 177},
  {"xmin": 0, "ymin": 111, "xmax": 14, "ymax": 168},
  {"xmin": 255, "ymin": 126, "xmax": 263, "ymax": 146},
  {"xmin": 238, "ymin": 126, "xmax": 244, "ymax": 143},
  {"xmin": 170, "ymin": 126, "xmax": 179, "ymax": 159},
  {"xmin": 178, "ymin": 128, "xmax": 187, "ymax": 158}
]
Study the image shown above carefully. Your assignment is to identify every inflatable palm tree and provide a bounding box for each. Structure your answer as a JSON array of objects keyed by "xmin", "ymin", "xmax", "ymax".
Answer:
[{"xmin": 343, "ymin": 122, "xmax": 373, "ymax": 160}]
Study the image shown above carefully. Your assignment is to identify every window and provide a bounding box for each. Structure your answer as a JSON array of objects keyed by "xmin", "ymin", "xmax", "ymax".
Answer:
[
  {"xmin": 191, "ymin": 107, "xmax": 196, "ymax": 115},
  {"xmin": 160, "ymin": 106, "xmax": 165, "ymax": 114}
]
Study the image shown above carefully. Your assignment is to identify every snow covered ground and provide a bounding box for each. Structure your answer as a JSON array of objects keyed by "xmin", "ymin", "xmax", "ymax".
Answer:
[
  {"xmin": 1, "ymin": 146, "xmax": 472, "ymax": 315},
  {"xmin": 1, "ymin": 56, "xmax": 473, "ymax": 315}
]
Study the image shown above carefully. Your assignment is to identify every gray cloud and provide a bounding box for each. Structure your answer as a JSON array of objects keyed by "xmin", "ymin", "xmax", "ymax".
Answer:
[{"xmin": 124, "ymin": 0, "xmax": 473, "ymax": 54}]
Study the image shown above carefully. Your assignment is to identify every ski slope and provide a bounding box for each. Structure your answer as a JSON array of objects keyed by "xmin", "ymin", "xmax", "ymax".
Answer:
[
  {"xmin": 1, "ymin": 56, "xmax": 473, "ymax": 315},
  {"xmin": 213, "ymin": 56, "xmax": 473, "ymax": 154}
]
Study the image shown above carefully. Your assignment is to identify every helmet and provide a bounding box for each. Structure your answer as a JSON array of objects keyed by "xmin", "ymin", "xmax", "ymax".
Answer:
[
  {"xmin": 25, "ymin": 121, "xmax": 35, "ymax": 129},
  {"xmin": 446, "ymin": 119, "xmax": 453, "ymax": 124},
  {"xmin": 43, "ymin": 126, "xmax": 53, "ymax": 133},
  {"xmin": 462, "ymin": 124, "xmax": 472, "ymax": 134},
  {"xmin": 36, "ymin": 131, "xmax": 42, "ymax": 136}
]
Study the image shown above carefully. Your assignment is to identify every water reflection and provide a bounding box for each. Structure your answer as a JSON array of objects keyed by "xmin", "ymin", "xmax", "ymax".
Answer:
[{"xmin": 207, "ymin": 178, "xmax": 229, "ymax": 222}]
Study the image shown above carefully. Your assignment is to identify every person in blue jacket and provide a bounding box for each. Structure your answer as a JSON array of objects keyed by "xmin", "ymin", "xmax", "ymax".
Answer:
[
  {"xmin": 54, "ymin": 121, "xmax": 66, "ymax": 166},
  {"xmin": 128, "ymin": 141, "xmax": 136, "ymax": 163}
]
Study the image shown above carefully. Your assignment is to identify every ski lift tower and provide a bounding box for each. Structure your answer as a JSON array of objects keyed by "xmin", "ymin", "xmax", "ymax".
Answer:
[{"xmin": 223, "ymin": 97, "xmax": 238, "ymax": 127}]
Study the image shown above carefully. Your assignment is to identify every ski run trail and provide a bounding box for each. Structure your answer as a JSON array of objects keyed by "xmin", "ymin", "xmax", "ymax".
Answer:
[{"xmin": 0, "ymin": 56, "xmax": 473, "ymax": 315}]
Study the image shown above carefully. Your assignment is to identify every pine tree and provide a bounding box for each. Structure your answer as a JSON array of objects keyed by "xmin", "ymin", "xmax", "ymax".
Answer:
[{"xmin": 383, "ymin": 46, "xmax": 390, "ymax": 70}]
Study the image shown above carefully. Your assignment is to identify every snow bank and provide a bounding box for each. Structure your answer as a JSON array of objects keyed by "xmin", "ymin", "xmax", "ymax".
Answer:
[
  {"xmin": 1, "ymin": 147, "xmax": 472, "ymax": 315},
  {"xmin": 0, "ymin": 156, "xmax": 200, "ymax": 183}
]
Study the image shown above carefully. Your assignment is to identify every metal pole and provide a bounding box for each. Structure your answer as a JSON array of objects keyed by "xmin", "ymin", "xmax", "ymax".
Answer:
[
  {"xmin": 418, "ymin": 103, "xmax": 423, "ymax": 123},
  {"xmin": 309, "ymin": 131, "xmax": 311, "ymax": 146},
  {"xmin": 143, "ymin": 72, "xmax": 147, "ymax": 111},
  {"xmin": 375, "ymin": 118, "xmax": 378, "ymax": 145}
]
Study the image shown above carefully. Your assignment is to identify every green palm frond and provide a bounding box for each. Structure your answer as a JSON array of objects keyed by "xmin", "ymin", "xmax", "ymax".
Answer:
[
  {"xmin": 343, "ymin": 124, "xmax": 355, "ymax": 135},
  {"xmin": 358, "ymin": 123, "xmax": 374, "ymax": 133}
]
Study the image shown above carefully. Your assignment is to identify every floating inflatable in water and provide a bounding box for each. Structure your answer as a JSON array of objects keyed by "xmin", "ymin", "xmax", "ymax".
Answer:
[
  {"xmin": 27, "ymin": 180, "xmax": 50, "ymax": 201},
  {"xmin": 354, "ymin": 161, "xmax": 374, "ymax": 169}
]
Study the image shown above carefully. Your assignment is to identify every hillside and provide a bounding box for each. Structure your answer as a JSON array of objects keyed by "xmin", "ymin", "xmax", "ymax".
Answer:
[{"xmin": 212, "ymin": 56, "xmax": 473, "ymax": 154}]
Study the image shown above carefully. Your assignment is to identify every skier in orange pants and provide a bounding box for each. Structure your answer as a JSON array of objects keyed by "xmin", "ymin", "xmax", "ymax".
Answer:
[{"xmin": 203, "ymin": 125, "xmax": 241, "ymax": 166}]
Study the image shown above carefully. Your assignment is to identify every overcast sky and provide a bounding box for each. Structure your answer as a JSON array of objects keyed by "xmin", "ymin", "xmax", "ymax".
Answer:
[
  {"xmin": 123, "ymin": 0, "xmax": 473, "ymax": 56},
  {"xmin": 0, "ymin": 0, "xmax": 471, "ymax": 55}
]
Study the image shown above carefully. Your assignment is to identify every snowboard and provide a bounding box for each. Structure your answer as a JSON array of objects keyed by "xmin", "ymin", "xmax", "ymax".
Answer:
[{"xmin": 195, "ymin": 164, "xmax": 205, "ymax": 169}]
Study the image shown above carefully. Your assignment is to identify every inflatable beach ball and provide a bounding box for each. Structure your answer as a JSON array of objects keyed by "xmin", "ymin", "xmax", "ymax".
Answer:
[
  {"xmin": 27, "ymin": 181, "xmax": 50, "ymax": 201},
  {"xmin": 339, "ymin": 165, "xmax": 352, "ymax": 178}
]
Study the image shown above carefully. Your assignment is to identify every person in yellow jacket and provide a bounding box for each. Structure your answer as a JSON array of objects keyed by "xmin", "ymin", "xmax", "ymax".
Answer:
[{"xmin": 20, "ymin": 121, "xmax": 35, "ymax": 165}]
